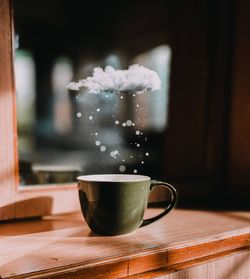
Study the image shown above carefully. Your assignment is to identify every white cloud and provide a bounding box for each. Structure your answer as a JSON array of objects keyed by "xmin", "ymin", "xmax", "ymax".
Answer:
[{"xmin": 66, "ymin": 64, "xmax": 161, "ymax": 94}]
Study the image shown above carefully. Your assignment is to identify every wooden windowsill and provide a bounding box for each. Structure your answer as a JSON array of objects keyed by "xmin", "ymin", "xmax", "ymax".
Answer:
[{"xmin": 0, "ymin": 209, "xmax": 250, "ymax": 278}]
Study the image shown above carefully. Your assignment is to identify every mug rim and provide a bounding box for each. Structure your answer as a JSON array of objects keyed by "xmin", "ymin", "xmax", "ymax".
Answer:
[{"xmin": 77, "ymin": 174, "xmax": 151, "ymax": 182}]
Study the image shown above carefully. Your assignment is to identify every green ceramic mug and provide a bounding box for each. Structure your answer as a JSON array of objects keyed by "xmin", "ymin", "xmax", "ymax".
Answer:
[{"xmin": 77, "ymin": 174, "xmax": 177, "ymax": 235}]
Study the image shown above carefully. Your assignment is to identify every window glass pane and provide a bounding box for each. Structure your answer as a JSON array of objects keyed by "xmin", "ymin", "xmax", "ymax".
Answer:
[{"xmin": 14, "ymin": 0, "xmax": 171, "ymax": 186}]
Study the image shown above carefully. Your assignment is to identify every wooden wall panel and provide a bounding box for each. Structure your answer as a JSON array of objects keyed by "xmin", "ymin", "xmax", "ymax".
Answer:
[
  {"xmin": 165, "ymin": 1, "xmax": 209, "ymax": 179},
  {"xmin": 228, "ymin": 0, "xmax": 250, "ymax": 203}
]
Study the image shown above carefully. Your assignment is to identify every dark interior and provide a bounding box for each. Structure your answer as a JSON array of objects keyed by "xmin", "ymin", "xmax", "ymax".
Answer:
[{"xmin": 13, "ymin": 0, "xmax": 250, "ymax": 210}]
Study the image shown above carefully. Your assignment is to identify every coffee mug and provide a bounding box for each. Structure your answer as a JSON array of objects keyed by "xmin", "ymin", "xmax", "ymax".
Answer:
[{"xmin": 78, "ymin": 174, "xmax": 177, "ymax": 235}]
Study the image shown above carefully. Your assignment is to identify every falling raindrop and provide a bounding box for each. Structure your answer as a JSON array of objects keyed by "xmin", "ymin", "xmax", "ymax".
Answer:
[
  {"xmin": 100, "ymin": 145, "xmax": 106, "ymax": 152},
  {"xmin": 141, "ymin": 161, "xmax": 144, "ymax": 164},
  {"xmin": 122, "ymin": 123, "xmax": 126, "ymax": 127},
  {"xmin": 115, "ymin": 120, "xmax": 120, "ymax": 125},
  {"xmin": 96, "ymin": 108, "xmax": 100, "ymax": 112},
  {"xmin": 135, "ymin": 130, "xmax": 140, "ymax": 135},
  {"xmin": 126, "ymin": 120, "xmax": 133, "ymax": 126},
  {"xmin": 145, "ymin": 152, "xmax": 149, "ymax": 156},
  {"xmin": 110, "ymin": 150, "xmax": 119, "ymax": 157},
  {"xmin": 119, "ymin": 165, "xmax": 126, "ymax": 172},
  {"xmin": 95, "ymin": 140, "xmax": 101, "ymax": 146},
  {"xmin": 89, "ymin": 116, "xmax": 93, "ymax": 120},
  {"xmin": 136, "ymin": 143, "xmax": 140, "ymax": 147},
  {"xmin": 76, "ymin": 112, "xmax": 82, "ymax": 118}
]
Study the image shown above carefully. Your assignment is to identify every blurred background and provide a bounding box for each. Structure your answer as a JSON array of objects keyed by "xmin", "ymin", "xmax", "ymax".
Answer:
[{"xmin": 13, "ymin": 0, "xmax": 250, "ymax": 210}]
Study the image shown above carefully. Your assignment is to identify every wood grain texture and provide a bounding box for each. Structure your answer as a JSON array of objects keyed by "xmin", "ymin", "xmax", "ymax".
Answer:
[
  {"xmin": 0, "ymin": 209, "xmax": 250, "ymax": 278},
  {"xmin": 125, "ymin": 247, "xmax": 250, "ymax": 279},
  {"xmin": 0, "ymin": 0, "xmax": 18, "ymax": 219},
  {"xmin": 172, "ymin": 249, "xmax": 250, "ymax": 279}
]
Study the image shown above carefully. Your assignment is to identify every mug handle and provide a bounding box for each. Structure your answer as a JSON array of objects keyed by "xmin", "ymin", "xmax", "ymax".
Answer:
[{"xmin": 141, "ymin": 180, "xmax": 177, "ymax": 227}]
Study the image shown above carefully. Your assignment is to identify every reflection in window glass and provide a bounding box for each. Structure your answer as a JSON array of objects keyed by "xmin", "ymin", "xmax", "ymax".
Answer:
[
  {"xmin": 52, "ymin": 57, "xmax": 73, "ymax": 135},
  {"xmin": 15, "ymin": 50, "xmax": 36, "ymax": 158},
  {"xmin": 13, "ymin": 0, "xmax": 172, "ymax": 186},
  {"xmin": 133, "ymin": 45, "xmax": 171, "ymax": 132},
  {"xmin": 104, "ymin": 53, "xmax": 123, "ymax": 69}
]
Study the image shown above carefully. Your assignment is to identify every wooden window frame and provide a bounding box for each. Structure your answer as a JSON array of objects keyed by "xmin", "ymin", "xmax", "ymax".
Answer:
[{"xmin": 0, "ymin": 0, "xmax": 79, "ymax": 221}]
